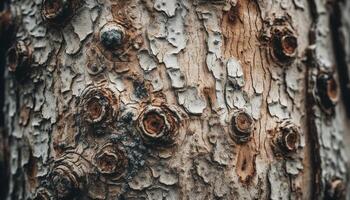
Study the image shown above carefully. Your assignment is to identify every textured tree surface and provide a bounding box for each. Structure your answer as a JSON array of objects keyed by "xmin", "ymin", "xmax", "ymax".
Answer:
[{"xmin": 0, "ymin": 0, "xmax": 350, "ymax": 199}]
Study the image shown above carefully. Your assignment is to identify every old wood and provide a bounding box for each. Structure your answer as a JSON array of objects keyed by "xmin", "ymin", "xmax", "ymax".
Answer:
[{"xmin": 0, "ymin": 0, "xmax": 349, "ymax": 199}]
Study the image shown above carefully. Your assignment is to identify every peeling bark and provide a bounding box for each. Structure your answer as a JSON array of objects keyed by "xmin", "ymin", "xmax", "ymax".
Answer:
[{"xmin": 0, "ymin": 0, "xmax": 349, "ymax": 199}]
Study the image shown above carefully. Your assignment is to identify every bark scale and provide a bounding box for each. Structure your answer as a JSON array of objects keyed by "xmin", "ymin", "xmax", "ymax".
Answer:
[{"xmin": 0, "ymin": 0, "xmax": 349, "ymax": 199}]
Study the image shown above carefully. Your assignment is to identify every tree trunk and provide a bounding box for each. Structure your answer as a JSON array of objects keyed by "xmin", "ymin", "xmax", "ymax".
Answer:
[{"xmin": 0, "ymin": 0, "xmax": 349, "ymax": 199}]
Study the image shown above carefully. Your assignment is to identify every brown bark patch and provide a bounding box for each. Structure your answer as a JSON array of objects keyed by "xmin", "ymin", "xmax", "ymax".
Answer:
[{"xmin": 236, "ymin": 144, "xmax": 256, "ymax": 183}]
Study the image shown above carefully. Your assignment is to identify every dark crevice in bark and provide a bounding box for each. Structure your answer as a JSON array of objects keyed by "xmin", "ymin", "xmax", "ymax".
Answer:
[
  {"xmin": 306, "ymin": 0, "xmax": 322, "ymax": 199},
  {"xmin": 0, "ymin": 0, "xmax": 13, "ymax": 199},
  {"xmin": 0, "ymin": 5, "xmax": 9, "ymax": 126},
  {"xmin": 0, "ymin": 44, "xmax": 8, "ymax": 200},
  {"xmin": 0, "ymin": 128, "xmax": 8, "ymax": 200},
  {"xmin": 329, "ymin": 3, "xmax": 350, "ymax": 198},
  {"xmin": 330, "ymin": 0, "xmax": 350, "ymax": 118},
  {"xmin": 0, "ymin": 62, "xmax": 7, "ymax": 198},
  {"xmin": 305, "ymin": 51, "xmax": 322, "ymax": 200}
]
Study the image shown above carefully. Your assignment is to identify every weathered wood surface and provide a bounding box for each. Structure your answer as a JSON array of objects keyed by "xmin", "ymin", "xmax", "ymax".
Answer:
[{"xmin": 0, "ymin": 0, "xmax": 349, "ymax": 199}]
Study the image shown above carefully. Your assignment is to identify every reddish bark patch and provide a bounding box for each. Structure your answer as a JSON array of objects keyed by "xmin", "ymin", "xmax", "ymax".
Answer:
[
  {"xmin": 227, "ymin": 2, "xmax": 241, "ymax": 24},
  {"xmin": 236, "ymin": 144, "xmax": 256, "ymax": 183},
  {"xmin": 142, "ymin": 112, "xmax": 165, "ymax": 137},
  {"xmin": 316, "ymin": 72, "xmax": 339, "ymax": 114},
  {"xmin": 271, "ymin": 120, "xmax": 301, "ymax": 155},
  {"xmin": 138, "ymin": 105, "xmax": 180, "ymax": 147},
  {"xmin": 270, "ymin": 28, "xmax": 298, "ymax": 65},
  {"xmin": 230, "ymin": 111, "xmax": 254, "ymax": 143},
  {"xmin": 94, "ymin": 144, "xmax": 128, "ymax": 180}
]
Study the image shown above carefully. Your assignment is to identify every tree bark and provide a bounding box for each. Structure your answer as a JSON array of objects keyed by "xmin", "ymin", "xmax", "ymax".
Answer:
[{"xmin": 0, "ymin": 0, "xmax": 349, "ymax": 199}]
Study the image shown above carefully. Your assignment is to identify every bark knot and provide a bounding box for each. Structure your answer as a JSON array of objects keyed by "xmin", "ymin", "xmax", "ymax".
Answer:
[{"xmin": 137, "ymin": 105, "xmax": 180, "ymax": 147}]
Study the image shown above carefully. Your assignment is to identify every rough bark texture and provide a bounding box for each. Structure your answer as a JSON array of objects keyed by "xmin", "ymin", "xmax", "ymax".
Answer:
[{"xmin": 0, "ymin": 0, "xmax": 349, "ymax": 199}]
